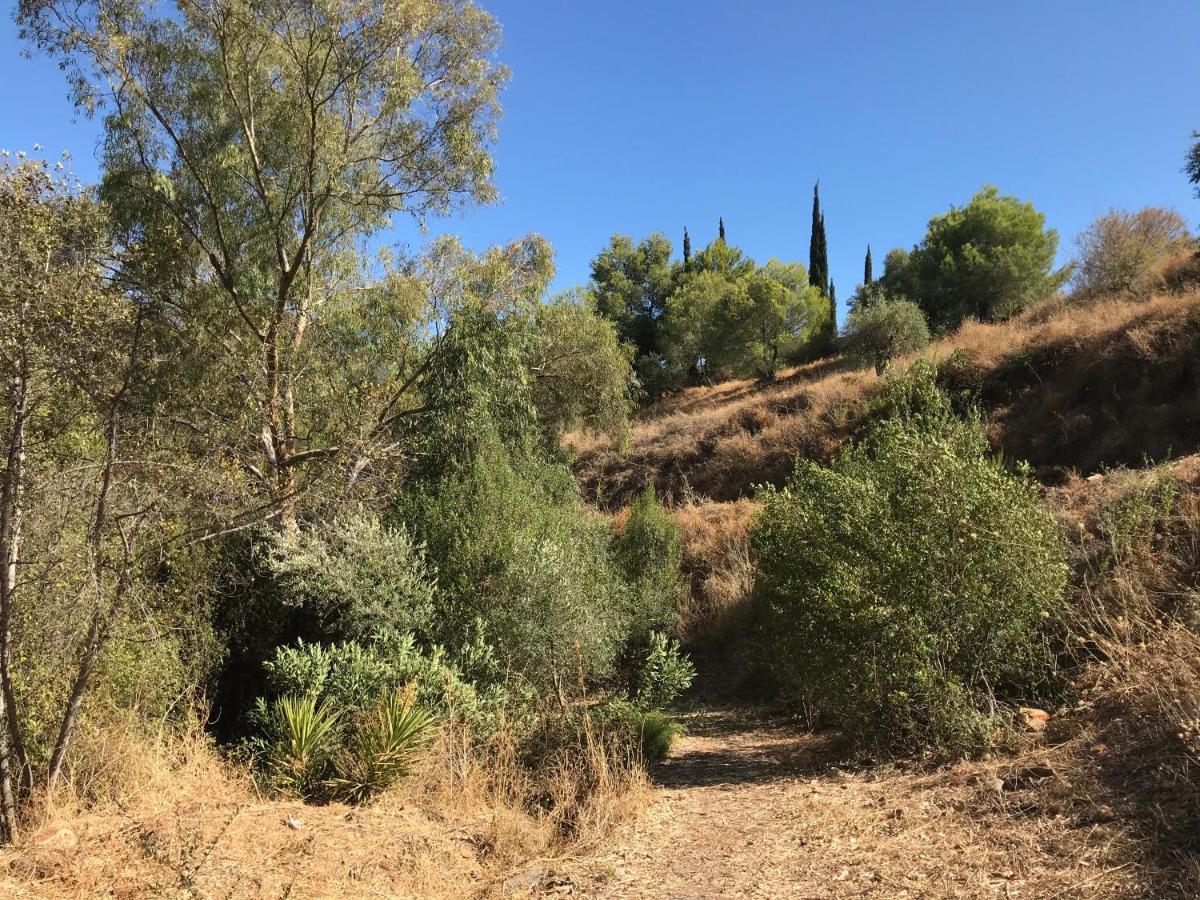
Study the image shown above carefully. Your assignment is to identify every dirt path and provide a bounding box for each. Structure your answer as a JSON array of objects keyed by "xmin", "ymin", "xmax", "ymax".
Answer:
[{"xmin": 544, "ymin": 709, "xmax": 1095, "ymax": 899}]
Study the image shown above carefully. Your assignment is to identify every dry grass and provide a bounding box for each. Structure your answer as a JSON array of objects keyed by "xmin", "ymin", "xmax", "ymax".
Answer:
[
  {"xmin": 0, "ymin": 715, "xmax": 650, "ymax": 899},
  {"xmin": 573, "ymin": 288, "xmax": 1200, "ymax": 509},
  {"xmin": 672, "ymin": 499, "xmax": 757, "ymax": 649}
]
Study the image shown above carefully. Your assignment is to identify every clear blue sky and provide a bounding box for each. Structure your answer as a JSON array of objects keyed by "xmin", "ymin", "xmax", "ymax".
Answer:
[{"xmin": 3, "ymin": 1, "xmax": 1198, "ymax": 318}]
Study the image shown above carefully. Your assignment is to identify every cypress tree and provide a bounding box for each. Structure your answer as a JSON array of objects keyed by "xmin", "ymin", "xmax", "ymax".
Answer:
[
  {"xmin": 808, "ymin": 183, "xmax": 828, "ymax": 294},
  {"xmin": 683, "ymin": 227, "xmax": 691, "ymax": 271},
  {"xmin": 718, "ymin": 217, "xmax": 726, "ymax": 243},
  {"xmin": 864, "ymin": 245, "xmax": 873, "ymax": 285},
  {"xmin": 828, "ymin": 281, "xmax": 837, "ymax": 334}
]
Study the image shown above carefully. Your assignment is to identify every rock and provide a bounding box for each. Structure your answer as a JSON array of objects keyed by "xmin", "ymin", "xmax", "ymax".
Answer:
[
  {"xmin": 1086, "ymin": 473, "xmax": 1104, "ymax": 483},
  {"xmin": 1019, "ymin": 707, "xmax": 1050, "ymax": 733},
  {"xmin": 33, "ymin": 825, "xmax": 77, "ymax": 849},
  {"xmin": 285, "ymin": 816, "xmax": 303, "ymax": 830},
  {"xmin": 501, "ymin": 869, "xmax": 545, "ymax": 895}
]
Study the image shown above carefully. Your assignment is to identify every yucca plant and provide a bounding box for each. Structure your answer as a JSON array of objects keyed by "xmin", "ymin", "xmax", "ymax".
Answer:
[
  {"xmin": 265, "ymin": 694, "xmax": 341, "ymax": 799},
  {"xmin": 328, "ymin": 688, "xmax": 437, "ymax": 803}
]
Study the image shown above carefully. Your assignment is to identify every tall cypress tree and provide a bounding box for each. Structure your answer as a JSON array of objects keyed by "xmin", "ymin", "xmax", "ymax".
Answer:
[
  {"xmin": 718, "ymin": 217, "xmax": 726, "ymax": 243},
  {"xmin": 863, "ymin": 245, "xmax": 873, "ymax": 285},
  {"xmin": 828, "ymin": 280, "xmax": 837, "ymax": 334},
  {"xmin": 683, "ymin": 227, "xmax": 692, "ymax": 271},
  {"xmin": 808, "ymin": 183, "xmax": 828, "ymax": 294}
]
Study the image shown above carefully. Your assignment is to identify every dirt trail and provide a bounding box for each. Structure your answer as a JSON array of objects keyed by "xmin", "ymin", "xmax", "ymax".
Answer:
[{"xmin": 546, "ymin": 709, "xmax": 1095, "ymax": 899}]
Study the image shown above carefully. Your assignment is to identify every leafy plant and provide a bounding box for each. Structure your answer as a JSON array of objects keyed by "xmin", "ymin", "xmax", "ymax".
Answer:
[
  {"xmin": 634, "ymin": 633, "xmax": 695, "ymax": 711},
  {"xmin": 327, "ymin": 689, "xmax": 436, "ymax": 803},
  {"xmin": 263, "ymin": 695, "xmax": 340, "ymax": 799},
  {"xmin": 613, "ymin": 488, "xmax": 684, "ymax": 644},
  {"xmin": 753, "ymin": 368, "xmax": 1068, "ymax": 753}
]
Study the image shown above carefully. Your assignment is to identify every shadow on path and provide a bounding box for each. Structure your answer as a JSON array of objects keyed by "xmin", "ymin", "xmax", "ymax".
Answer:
[{"xmin": 649, "ymin": 708, "xmax": 847, "ymax": 790}]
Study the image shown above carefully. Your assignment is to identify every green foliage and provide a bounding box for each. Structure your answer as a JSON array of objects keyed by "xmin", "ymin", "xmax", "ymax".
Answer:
[
  {"xmin": 260, "ymin": 630, "xmax": 511, "ymax": 737},
  {"xmin": 634, "ymin": 633, "xmax": 696, "ymax": 711},
  {"xmin": 590, "ymin": 233, "xmax": 676, "ymax": 358},
  {"xmin": 265, "ymin": 516, "xmax": 436, "ymax": 643},
  {"xmin": 613, "ymin": 489, "xmax": 684, "ymax": 643},
  {"xmin": 529, "ymin": 291, "xmax": 636, "ymax": 441},
  {"xmin": 753, "ymin": 368, "xmax": 1069, "ymax": 753},
  {"xmin": 841, "ymin": 298, "xmax": 931, "ymax": 375},
  {"xmin": 601, "ymin": 701, "xmax": 685, "ymax": 762},
  {"xmin": 886, "ymin": 186, "xmax": 1070, "ymax": 331},
  {"xmin": 401, "ymin": 437, "xmax": 629, "ymax": 694},
  {"xmin": 1187, "ymin": 130, "xmax": 1200, "ymax": 198},
  {"xmin": 662, "ymin": 252, "xmax": 826, "ymax": 382},
  {"xmin": 326, "ymin": 689, "xmax": 436, "ymax": 804},
  {"xmin": 262, "ymin": 694, "xmax": 341, "ymax": 799}
]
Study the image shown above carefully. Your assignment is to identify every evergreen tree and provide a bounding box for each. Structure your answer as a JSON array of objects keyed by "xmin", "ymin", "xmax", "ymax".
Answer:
[
  {"xmin": 683, "ymin": 227, "xmax": 692, "ymax": 271},
  {"xmin": 864, "ymin": 245, "xmax": 873, "ymax": 285},
  {"xmin": 828, "ymin": 281, "xmax": 837, "ymax": 334},
  {"xmin": 808, "ymin": 183, "xmax": 828, "ymax": 294},
  {"xmin": 718, "ymin": 217, "xmax": 726, "ymax": 243}
]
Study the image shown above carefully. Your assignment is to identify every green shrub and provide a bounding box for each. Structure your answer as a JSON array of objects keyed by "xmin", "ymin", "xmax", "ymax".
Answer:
[
  {"xmin": 265, "ymin": 515, "xmax": 436, "ymax": 643},
  {"xmin": 400, "ymin": 436, "xmax": 630, "ymax": 696},
  {"xmin": 612, "ymin": 488, "xmax": 684, "ymax": 644},
  {"xmin": 841, "ymin": 297, "xmax": 930, "ymax": 375},
  {"xmin": 326, "ymin": 689, "xmax": 436, "ymax": 803},
  {"xmin": 259, "ymin": 629, "xmax": 512, "ymax": 737},
  {"xmin": 600, "ymin": 701, "xmax": 685, "ymax": 762},
  {"xmin": 753, "ymin": 369, "xmax": 1068, "ymax": 753},
  {"xmin": 261, "ymin": 694, "xmax": 340, "ymax": 799},
  {"xmin": 634, "ymin": 633, "xmax": 695, "ymax": 711}
]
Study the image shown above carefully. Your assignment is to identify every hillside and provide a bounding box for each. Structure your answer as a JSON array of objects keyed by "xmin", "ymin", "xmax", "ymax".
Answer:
[{"xmin": 572, "ymin": 290, "xmax": 1200, "ymax": 509}]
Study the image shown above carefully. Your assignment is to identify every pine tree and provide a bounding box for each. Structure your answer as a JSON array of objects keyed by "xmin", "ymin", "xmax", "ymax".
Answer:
[
  {"xmin": 683, "ymin": 227, "xmax": 692, "ymax": 271},
  {"xmin": 808, "ymin": 183, "xmax": 828, "ymax": 294},
  {"xmin": 718, "ymin": 217, "xmax": 726, "ymax": 243},
  {"xmin": 864, "ymin": 245, "xmax": 873, "ymax": 285}
]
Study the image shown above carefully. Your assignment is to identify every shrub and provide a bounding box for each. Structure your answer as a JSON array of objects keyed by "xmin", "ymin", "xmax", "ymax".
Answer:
[
  {"xmin": 260, "ymin": 630, "xmax": 512, "ymax": 737},
  {"xmin": 634, "ymin": 633, "xmax": 696, "ymax": 711},
  {"xmin": 261, "ymin": 694, "xmax": 340, "ymax": 799},
  {"xmin": 1073, "ymin": 207, "xmax": 1190, "ymax": 299},
  {"xmin": 752, "ymin": 370, "xmax": 1069, "ymax": 753},
  {"xmin": 612, "ymin": 488, "xmax": 684, "ymax": 644},
  {"xmin": 265, "ymin": 515, "xmax": 437, "ymax": 643},
  {"xmin": 841, "ymin": 297, "xmax": 930, "ymax": 375},
  {"xmin": 601, "ymin": 701, "xmax": 685, "ymax": 762},
  {"xmin": 326, "ymin": 688, "xmax": 436, "ymax": 803},
  {"xmin": 400, "ymin": 436, "xmax": 630, "ymax": 696}
]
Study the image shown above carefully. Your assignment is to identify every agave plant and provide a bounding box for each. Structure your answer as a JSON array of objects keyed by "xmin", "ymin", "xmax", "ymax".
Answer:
[
  {"xmin": 328, "ymin": 688, "xmax": 437, "ymax": 803},
  {"xmin": 265, "ymin": 694, "xmax": 340, "ymax": 799}
]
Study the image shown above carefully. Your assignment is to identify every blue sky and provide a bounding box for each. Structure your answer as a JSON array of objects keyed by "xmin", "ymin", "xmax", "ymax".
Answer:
[{"xmin": 3, "ymin": 1, "xmax": 1198, "ymax": 318}]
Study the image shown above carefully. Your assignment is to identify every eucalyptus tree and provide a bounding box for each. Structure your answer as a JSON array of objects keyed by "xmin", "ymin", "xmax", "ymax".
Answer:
[{"xmin": 20, "ymin": 0, "xmax": 508, "ymax": 525}]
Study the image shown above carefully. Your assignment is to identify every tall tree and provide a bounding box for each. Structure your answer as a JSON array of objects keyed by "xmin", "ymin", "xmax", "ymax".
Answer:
[
  {"xmin": 20, "ymin": 0, "xmax": 507, "ymax": 527},
  {"xmin": 718, "ymin": 218, "xmax": 726, "ymax": 242},
  {"xmin": 1188, "ymin": 130, "xmax": 1200, "ymax": 199},
  {"xmin": 828, "ymin": 281, "xmax": 837, "ymax": 334},
  {"xmin": 864, "ymin": 245, "xmax": 874, "ymax": 285},
  {"xmin": 683, "ymin": 227, "xmax": 692, "ymax": 271},
  {"xmin": 808, "ymin": 183, "xmax": 829, "ymax": 294}
]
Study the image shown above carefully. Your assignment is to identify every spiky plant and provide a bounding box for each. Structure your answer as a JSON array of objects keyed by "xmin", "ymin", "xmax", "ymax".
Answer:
[
  {"xmin": 265, "ymin": 694, "xmax": 341, "ymax": 799},
  {"xmin": 328, "ymin": 688, "xmax": 437, "ymax": 803}
]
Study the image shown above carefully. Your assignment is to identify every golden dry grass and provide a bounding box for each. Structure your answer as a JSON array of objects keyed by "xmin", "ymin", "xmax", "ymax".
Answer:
[
  {"xmin": 572, "ymin": 289, "xmax": 1200, "ymax": 509},
  {"xmin": 0, "ymin": 718, "xmax": 650, "ymax": 899}
]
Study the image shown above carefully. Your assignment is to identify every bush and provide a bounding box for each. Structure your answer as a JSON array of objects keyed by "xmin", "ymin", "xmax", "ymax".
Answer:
[
  {"xmin": 259, "ymin": 629, "xmax": 513, "ymax": 737},
  {"xmin": 634, "ymin": 633, "xmax": 695, "ymax": 711},
  {"xmin": 841, "ymin": 297, "xmax": 930, "ymax": 375},
  {"xmin": 265, "ymin": 515, "xmax": 437, "ymax": 643},
  {"xmin": 258, "ymin": 688, "xmax": 435, "ymax": 802},
  {"xmin": 601, "ymin": 701, "xmax": 685, "ymax": 762},
  {"xmin": 752, "ymin": 368, "xmax": 1069, "ymax": 753},
  {"xmin": 1073, "ymin": 207, "xmax": 1190, "ymax": 299},
  {"xmin": 612, "ymin": 488, "xmax": 684, "ymax": 644},
  {"xmin": 400, "ymin": 436, "xmax": 631, "ymax": 696}
]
